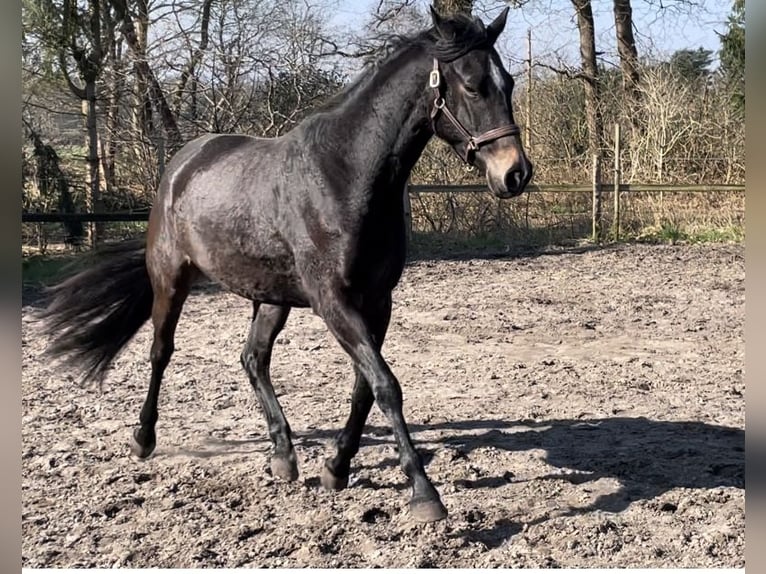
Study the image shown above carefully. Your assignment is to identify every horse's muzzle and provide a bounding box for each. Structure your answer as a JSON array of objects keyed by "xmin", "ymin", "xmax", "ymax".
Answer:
[{"xmin": 488, "ymin": 160, "xmax": 533, "ymax": 199}]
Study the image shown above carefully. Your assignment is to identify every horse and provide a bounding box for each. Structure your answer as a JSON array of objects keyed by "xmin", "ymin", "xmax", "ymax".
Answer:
[{"xmin": 38, "ymin": 6, "xmax": 532, "ymax": 523}]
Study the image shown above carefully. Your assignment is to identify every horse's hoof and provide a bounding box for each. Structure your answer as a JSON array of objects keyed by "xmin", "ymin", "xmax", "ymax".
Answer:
[
  {"xmin": 270, "ymin": 455, "xmax": 299, "ymax": 481},
  {"xmin": 320, "ymin": 463, "xmax": 349, "ymax": 491},
  {"xmin": 409, "ymin": 498, "xmax": 448, "ymax": 523},
  {"xmin": 130, "ymin": 429, "xmax": 156, "ymax": 459}
]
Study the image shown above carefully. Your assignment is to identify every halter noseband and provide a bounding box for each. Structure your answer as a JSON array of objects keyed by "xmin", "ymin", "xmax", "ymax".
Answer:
[{"xmin": 428, "ymin": 58, "xmax": 521, "ymax": 165}]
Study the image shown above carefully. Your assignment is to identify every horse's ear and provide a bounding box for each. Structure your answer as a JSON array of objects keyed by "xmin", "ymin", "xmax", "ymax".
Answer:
[
  {"xmin": 487, "ymin": 7, "xmax": 509, "ymax": 44},
  {"xmin": 430, "ymin": 5, "xmax": 451, "ymax": 39}
]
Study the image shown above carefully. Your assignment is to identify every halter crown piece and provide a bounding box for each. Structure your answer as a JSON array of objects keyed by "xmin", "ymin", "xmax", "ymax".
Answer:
[{"xmin": 428, "ymin": 59, "xmax": 521, "ymax": 165}]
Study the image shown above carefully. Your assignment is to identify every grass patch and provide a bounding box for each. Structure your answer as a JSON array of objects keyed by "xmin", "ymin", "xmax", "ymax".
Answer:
[
  {"xmin": 22, "ymin": 253, "xmax": 87, "ymax": 287},
  {"xmin": 632, "ymin": 223, "xmax": 744, "ymax": 245},
  {"xmin": 685, "ymin": 226, "xmax": 745, "ymax": 244}
]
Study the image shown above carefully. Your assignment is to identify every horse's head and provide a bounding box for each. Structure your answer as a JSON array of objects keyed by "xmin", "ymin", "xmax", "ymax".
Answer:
[{"xmin": 427, "ymin": 6, "xmax": 533, "ymax": 198}]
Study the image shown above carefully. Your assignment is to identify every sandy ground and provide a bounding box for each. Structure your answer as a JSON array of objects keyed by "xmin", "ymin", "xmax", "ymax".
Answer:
[{"xmin": 22, "ymin": 242, "xmax": 744, "ymax": 568}]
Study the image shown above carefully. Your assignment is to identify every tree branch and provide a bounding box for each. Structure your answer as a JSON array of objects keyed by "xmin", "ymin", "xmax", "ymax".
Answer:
[
  {"xmin": 533, "ymin": 61, "xmax": 593, "ymax": 84},
  {"xmin": 172, "ymin": 0, "xmax": 213, "ymax": 115},
  {"xmin": 109, "ymin": 0, "xmax": 183, "ymax": 150}
]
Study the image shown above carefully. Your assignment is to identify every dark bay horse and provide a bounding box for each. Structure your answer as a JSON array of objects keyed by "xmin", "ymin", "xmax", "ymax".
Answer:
[{"xmin": 39, "ymin": 6, "xmax": 532, "ymax": 522}]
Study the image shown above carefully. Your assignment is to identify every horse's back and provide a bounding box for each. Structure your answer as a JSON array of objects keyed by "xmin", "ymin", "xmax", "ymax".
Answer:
[{"xmin": 159, "ymin": 134, "xmax": 262, "ymax": 203}]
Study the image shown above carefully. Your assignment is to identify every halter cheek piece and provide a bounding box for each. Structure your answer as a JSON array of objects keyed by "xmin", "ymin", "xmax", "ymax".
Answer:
[{"xmin": 428, "ymin": 58, "xmax": 521, "ymax": 166}]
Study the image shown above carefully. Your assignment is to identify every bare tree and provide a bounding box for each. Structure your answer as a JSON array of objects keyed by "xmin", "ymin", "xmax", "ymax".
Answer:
[
  {"xmin": 110, "ymin": 0, "xmax": 182, "ymax": 153},
  {"xmin": 613, "ymin": 0, "xmax": 641, "ymax": 129},
  {"xmin": 172, "ymin": 0, "xmax": 214, "ymax": 116},
  {"xmin": 570, "ymin": 0, "xmax": 604, "ymax": 160},
  {"xmin": 25, "ymin": 0, "xmax": 115, "ymax": 242},
  {"xmin": 98, "ymin": 5, "xmax": 123, "ymax": 200}
]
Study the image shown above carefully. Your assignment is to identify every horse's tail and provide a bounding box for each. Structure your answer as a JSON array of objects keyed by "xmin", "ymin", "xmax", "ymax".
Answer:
[{"xmin": 38, "ymin": 239, "xmax": 154, "ymax": 383}]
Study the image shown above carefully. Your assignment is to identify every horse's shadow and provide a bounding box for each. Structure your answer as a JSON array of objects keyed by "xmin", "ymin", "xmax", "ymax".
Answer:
[
  {"xmin": 178, "ymin": 415, "xmax": 744, "ymax": 547},
  {"xmin": 346, "ymin": 416, "xmax": 744, "ymax": 547},
  {"xmin": 353, "ymin": 417, "xmax": 744, "ymax": 508},
  {"xmin": 191, "ymin": 416, "xmax": 744, "ymax": 513}
]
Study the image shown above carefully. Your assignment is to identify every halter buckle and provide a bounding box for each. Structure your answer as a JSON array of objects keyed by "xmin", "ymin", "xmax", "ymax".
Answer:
[{"xmin": 429, "ymin": 69, "xmax": 441, "ymax": 89}]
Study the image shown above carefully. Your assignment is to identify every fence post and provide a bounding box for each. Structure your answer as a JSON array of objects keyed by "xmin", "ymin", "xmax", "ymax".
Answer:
[
  {"xmin": 525, "ymin": 29, "xmax": 533, "ymax": 152},
  {"xmin": 613, "ymin": 123, "xmax": 621, "ymax": 241},
  {"xmin": 591, "ymin": 154, "xmax": 601, "ymax": 242}
]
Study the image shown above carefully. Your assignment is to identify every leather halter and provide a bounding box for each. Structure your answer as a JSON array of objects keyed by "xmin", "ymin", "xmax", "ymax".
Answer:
[{"xmin": 428, "ymin": 58, "xmax": 521, "ymax": 165}]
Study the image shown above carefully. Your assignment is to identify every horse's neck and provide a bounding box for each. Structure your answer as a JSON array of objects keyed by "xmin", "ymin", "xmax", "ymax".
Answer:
[{"xmin": 331, "ymin": 48, "xmax": 433, "ymax": 192}]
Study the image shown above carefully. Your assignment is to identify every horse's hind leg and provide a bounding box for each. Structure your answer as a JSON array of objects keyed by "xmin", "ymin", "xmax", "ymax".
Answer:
[
  {"xmin": 131, "ymin": 262, "xmax": 194, "ymax": 458},
  {"xmin": 241, "ymin": 302, "xmax": 298, "ymax": 481},
  {"xmin": 321, "ymin": 296, "xmax": 390, "ymax": 490}
]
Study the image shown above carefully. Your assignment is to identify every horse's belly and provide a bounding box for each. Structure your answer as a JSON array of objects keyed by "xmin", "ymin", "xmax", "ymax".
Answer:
[
  {"xmin": 201, "ymin": 251, "xmax": 310, "ymax": 307},
  {"xmin": 180, "ymin": 218, "xmax": 310, "ymax": 306}
]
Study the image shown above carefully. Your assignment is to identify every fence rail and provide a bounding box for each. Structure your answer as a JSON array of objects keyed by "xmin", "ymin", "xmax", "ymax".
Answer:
[
  {"xmin": 410, "ymin": 183, "xmax": 744, "ymax": 194},
  {"xmin": 22, "ymin": 211, "xmax": 151, "ymax": 223},
  {"xmin": 21, "ymin": 182, "xmax": 744, "ymax": 224}
]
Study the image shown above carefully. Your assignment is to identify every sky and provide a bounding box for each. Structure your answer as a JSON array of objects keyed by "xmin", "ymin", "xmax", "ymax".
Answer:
[{"xmin": 329, "ymin": 0, "xmax": 734, "ymax": 73}]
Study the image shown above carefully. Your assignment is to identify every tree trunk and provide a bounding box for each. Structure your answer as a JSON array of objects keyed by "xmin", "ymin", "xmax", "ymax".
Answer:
[
  {"xmin": 613, "ymin": 0, "xmax": 642, "ymax": 134},
  {"xmin": 131, "ymin": 0, "xmax": 153, "ymax": 145},
  {"xmin": 571, "ymin": 0, "xmax": 604, "ymax": 159},
  {"xmin": 111, "ymin": 0, "xmax": 182, "ymax": 156},
  {"xmin": 172, "ymin": 0, "xmax": 213, "ymax": 117},
  {"xmin": 84, "ymin": 80, "xmax": 104, "ymax": 245},
  {"xmin": 101, "ymin": 41, "xmax": 122, "ymax": 200},
  {"xmin": 58, "ymin": 0, "xmax": 106, "ymax": 243}
]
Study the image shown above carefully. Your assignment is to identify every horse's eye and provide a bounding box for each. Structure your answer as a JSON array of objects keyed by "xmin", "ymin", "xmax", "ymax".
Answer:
[{"xmin": 464, "ymin": 85, "xmax": 479, "ymax": 98}]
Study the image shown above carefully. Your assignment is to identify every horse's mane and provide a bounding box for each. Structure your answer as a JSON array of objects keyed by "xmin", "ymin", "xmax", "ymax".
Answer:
[{"xmin": 314, "ymin": 13, "xmax": 492, "ymax": 113}]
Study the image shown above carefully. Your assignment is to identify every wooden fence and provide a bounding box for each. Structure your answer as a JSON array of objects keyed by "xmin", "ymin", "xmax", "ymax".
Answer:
[{"xmin": 22, "ymin": 181, "xmax": 745, "ymax": 245}]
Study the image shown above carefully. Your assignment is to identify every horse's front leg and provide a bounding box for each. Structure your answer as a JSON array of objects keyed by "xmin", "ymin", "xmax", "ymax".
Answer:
[{"xmin": 316, "ymin": 288, "xmax": 447, "ymax": 522}]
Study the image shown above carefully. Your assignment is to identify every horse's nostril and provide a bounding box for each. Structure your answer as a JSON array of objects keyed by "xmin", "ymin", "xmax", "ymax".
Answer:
[{"xmin": 505, "ymin": 169, "xmax": 523, "ymax": 191}]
